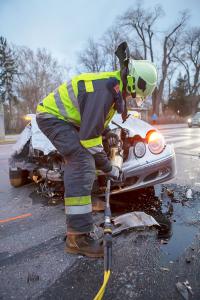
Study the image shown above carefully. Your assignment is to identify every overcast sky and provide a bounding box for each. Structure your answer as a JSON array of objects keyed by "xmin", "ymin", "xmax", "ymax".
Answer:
[{"xmin": 0, "ymin": 0, "xmax": 199, "ymax": 73}]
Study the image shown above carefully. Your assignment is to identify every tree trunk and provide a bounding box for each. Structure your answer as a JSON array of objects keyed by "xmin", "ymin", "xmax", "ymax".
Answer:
[
  {"xmin": 155, "ymin": 79, "xmax": 165, "ymax": 115},
  {"xmin": 0, "ymin": 102, "xmax": 5, "ymax": 140},
  {"xmin": 8, "ymin": 98, "xmax": 13, "ymax": 132}
]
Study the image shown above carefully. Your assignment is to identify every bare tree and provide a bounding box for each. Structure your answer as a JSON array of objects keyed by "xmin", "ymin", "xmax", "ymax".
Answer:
[
  {"xmin": 174, "ymin": 27, "xmax": 200, "ymax": 96},
  {"xmin": 154, "ymin": 12, "xmax": 188, "ymax": 114},
  {"xmin": 101, "ymin": 26, "xmax": 142, "ymax": 70},
  {"xmin": 14, "ymin": 46, "xmax": 64, "ymax": 113},
  {"xmin": 120, "ymin": 4, "xmax": 188, "ymax": 115},
  {"xmin": 166, "ymin": 64, "xmax": 178, "ymax": 100},
  {"xmin": 0, "ymin": 37, "xmax": 17, "ymax": 114},
  {"xmin": 120, "ymin": 3, "xmax": 164, "ymax": 61},
  {"xmin": 77, "ymin": 38, "xmax": 106, "ymax": 72},
  {"xmin": 101, "ymin": 26, "xmax": 127, "ymax": 70}
]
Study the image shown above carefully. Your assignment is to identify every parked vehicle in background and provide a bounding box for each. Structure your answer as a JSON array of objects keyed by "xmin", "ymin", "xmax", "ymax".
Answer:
[{"xmin": 188, "ymin": 112, "xmax": 200, "ymax": 128}]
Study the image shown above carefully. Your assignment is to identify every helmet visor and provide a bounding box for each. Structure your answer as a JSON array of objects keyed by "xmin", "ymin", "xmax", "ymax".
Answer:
[
  {"xmin": 136, "ymin": 77, "xmax": 156, "ymax": 98},
  {"xmin": 137, "ymin": 77, "xmax": 146, "ymax": 92}
]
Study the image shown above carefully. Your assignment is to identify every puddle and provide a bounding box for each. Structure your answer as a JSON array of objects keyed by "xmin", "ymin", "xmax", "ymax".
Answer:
[
  {"xmin": 29, "ymin": 182, "xmax": 200, "ymax": 263},
  {"xmin": 110, "ymin": 184, "xmax": 200, "ymax": 263}
]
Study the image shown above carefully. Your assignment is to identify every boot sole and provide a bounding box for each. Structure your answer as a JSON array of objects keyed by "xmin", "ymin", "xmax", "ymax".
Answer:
[{"xmin": 65, "ymin": 246, "xmax": 104, "ymax": 258}]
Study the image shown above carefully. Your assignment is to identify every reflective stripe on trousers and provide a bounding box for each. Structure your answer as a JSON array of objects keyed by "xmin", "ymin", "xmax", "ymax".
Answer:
[
  {"xmin": 65, "ymin": 202, "xmax": 92, "ymax": 214},
  {"xmin": 64, "ymin": 148, "xmax": 95, "ymax": 234}
]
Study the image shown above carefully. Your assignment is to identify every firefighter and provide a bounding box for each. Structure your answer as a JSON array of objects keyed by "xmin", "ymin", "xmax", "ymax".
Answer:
[{"xmin": 36, "ymin": 59, "xmax": 157, "ymax": 258}]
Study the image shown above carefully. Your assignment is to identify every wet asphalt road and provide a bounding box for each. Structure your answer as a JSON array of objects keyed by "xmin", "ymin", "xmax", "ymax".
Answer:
[{"xmin": 1, "ymin": 125, "xmax": 200, "ymax": 299}]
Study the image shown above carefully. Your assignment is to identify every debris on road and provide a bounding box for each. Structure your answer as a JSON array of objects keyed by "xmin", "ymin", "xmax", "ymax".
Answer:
[
  {"xmin": 185, "ymin": 258, "xmax": 191, "ymax": 263},
  {"xmin": 176, "ymin": 280, "xmax": 194, "ymax": 300},
  {"xmin": 176, "ymin": 282, "xmax": 189, "ymax": 300},
  {"xmin": 186, "ymin": 189, "xmax": 193, "ymax": 199},
  {"xmin": 27, "ymin": 272, "xmax": 40, "ymax": 283},
  {"xmin": 160, "ymin": 239, "xmax": 169, "ymax": 245},
  {"xmin": 166, "ymin": 188, "xmax": 174, "ymax": 197},
  {"xmin": 113, "ymin": 211, "xmax": 159, "ymax": 235},
  {"xmin": 183, "ymin": 280, "xmax": 194, "ymax": 295},
  {"xmin": 160, "ymin": 267, "xmax": 170, "ymax": 272}
]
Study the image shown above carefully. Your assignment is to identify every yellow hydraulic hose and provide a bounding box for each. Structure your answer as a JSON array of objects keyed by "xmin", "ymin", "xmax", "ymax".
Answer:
[
  {"xmin": 94, "ymin": 179, "xmax": 112, "ymax": 300},
  {"xmin": 94, "ymin": 271, "xmax": 111, "ymax": 300}
]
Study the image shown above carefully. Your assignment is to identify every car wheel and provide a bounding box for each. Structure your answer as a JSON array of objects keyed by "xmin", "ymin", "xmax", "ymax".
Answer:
[
  {"xmin": 9, "ymin": 168, "xmax": 29, "ymax": 187},
  {"xmin": 188, "ymin": 124, "xmax": 192, "ymax": 128}
]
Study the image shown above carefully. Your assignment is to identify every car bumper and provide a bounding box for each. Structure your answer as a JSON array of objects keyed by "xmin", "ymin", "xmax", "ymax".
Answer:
[
  {"xmin": 188, "ymin": 121, "xmax": 200, "ymax": 126},
  {"xmin": 109, "ymin": 145, "xmax": 176, "ymax": 195}
]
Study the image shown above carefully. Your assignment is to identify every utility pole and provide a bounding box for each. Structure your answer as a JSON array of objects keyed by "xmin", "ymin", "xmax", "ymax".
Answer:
[{"xmin": 0, "ymin": 101, "xmax": 5, "ymax": 141}]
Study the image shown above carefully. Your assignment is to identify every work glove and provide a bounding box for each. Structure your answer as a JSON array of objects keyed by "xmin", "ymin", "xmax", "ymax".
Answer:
[
  {"xmin": 107, "ymin": 166, "xmax": 121, "ymax": 181},
  {"xmin": 105, "ymin": 131, "xmax": 119, "ymax": 147}
]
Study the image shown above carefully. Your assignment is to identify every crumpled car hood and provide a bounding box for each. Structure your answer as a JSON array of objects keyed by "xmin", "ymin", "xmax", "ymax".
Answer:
[
  {"xmin": 11, "ymin": 115, "xmax": 55, "ymax": 157},
  {"xmin": 31, "ymin": 116, "xmax": 55, "ymax": 154},
  {"xmin": 111, "ymin": 113, "xmax": 156, "ymax": 138},
  {"xmin": 11, "ymin": 112, "xmax": 157, "ymax": 157}
]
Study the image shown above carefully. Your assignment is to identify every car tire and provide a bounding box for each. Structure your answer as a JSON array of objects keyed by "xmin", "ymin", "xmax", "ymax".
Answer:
[
  {"xmin": 188, "ymin": 124, "xmax": 192, "ymax": 128},
  {"xmin": 9, "ymin": 168, "xmax": 29, "ymax": 187}
]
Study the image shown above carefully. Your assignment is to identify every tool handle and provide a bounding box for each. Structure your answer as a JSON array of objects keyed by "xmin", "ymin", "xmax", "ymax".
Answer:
[{"xmin": 104, "ymin": 233, "xmax": 112, "ymax": 271}]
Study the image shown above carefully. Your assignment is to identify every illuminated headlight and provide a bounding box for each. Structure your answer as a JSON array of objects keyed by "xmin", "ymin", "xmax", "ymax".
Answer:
[
  {"xmin": 188, "ymin": 118, "xmax": 191, "ymax": 123},
  {"xmin": 147, "ymin": 131, "xmax": 165, "ymax": 154},
  {"xmin": 134, "ymin": 141, "xmax": 146, "ymax": 158}
]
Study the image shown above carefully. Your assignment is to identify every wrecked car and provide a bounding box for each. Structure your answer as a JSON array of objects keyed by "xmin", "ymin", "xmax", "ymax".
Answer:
[{"xmin": 9, "ymin": 112, "xmax": 176, "ymax": 196}]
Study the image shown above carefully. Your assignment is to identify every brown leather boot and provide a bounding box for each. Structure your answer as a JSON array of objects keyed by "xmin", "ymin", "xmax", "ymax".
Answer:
[
  {"xmin": 92, "ymin": 198, "xmax": 105, "ymax": 212},
  {"xmin": 65, "ymin": 233, "xmax": 104, "ymax": 258}
]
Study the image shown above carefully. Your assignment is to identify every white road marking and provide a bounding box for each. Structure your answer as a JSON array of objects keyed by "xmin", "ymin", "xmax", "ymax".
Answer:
[{"xmin": 159, "ymin": 127, "xmax": 200, "ymax": 152}]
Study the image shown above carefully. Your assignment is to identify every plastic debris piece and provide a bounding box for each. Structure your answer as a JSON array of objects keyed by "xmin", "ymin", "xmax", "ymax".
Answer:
[
  {"xmin": 113, "ymin": 211, "xmax": 159, "ymax": 235},
  {"xmin": 166, "ymin": 188, "xmax": 174, "ymax": 197},
  {"xmin": 176, "ymin": 282, "xmax": 189, "ymax": 300},
  {"xmin": 160, "ymin": 239, "xmax": 168, "ymax": 245},
  {"xmin": 183, "ymin": 280, "xmax": 194, "ymax": 295},
  {"xmin": 27, "ymin": 272, "xmax": 40, "ymax": 283},
  {"xmin": 160, "ymin": 267, "xmax": 170, "ymax": 271},
  {"xmin": 182, "ymin": 201, "xmax": 191, "ymax": 207},
  {"xmin": 186, "ymin": 189, "xmax": 192, "ymax": 199},
  {"xmin": 185, "ymin": 258, "xmax": 191, "ymax": 263}
]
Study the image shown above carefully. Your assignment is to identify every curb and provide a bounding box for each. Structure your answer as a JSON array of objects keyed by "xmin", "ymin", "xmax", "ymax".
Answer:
[{"xmin": 0, "ymin": 140, "xmax": 16, "ymax": 145}]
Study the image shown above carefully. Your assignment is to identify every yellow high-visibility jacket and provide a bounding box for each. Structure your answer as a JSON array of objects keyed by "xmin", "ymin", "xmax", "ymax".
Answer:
[{"xmin": 37, "ymin": 71, "xmax": 124, "ymax": 158}]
